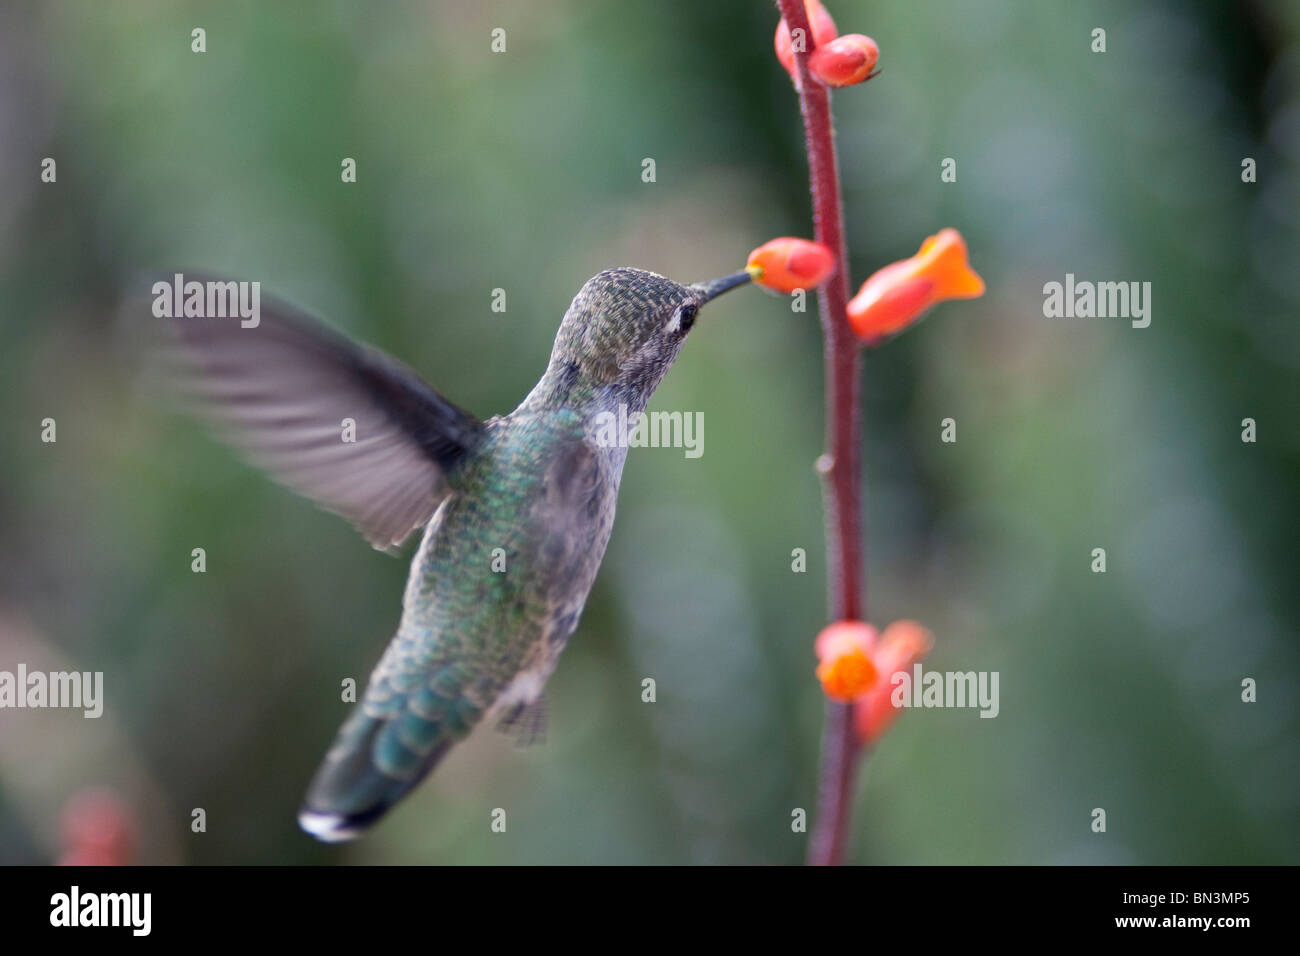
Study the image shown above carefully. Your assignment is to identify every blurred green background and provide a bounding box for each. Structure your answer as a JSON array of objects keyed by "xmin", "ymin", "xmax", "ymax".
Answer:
[{"xmin": 1, "ymin": 0, "xmax": 1297, "ymax": 864}]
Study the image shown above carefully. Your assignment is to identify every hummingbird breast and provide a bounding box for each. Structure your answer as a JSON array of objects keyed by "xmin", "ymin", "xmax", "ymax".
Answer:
[{"xmin": 372, "ymin": 408, "xmax": 621, "ymax": 741}]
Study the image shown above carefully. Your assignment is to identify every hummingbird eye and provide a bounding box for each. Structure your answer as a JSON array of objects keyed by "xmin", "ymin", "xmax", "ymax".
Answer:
[{"xmin": 675, "ymin": 303, "xmax": 698, "ymax": 334}]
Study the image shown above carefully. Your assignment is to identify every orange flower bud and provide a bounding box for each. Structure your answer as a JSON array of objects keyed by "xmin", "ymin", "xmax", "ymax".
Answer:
[
  {"xmin": 853, "ymin": 620, "xmax": 933, "ymax": 745},
  {"xmin": 747, "ymin": 237, "xmax": 836, "ymax": 293},
  {"xmin": 808, "ymin": 34, "xmax": 879, "ymax": 87},
  {"xmin": 775, "ymin": 0, "xmax": 838, "ymax": 81},
  {"xmin": 846, "ymin": 228, "xmax": 985, "ymax": 345},
  {"xmin": 814, "ymin": 621, "xmax": 878, "ymax": 702}
]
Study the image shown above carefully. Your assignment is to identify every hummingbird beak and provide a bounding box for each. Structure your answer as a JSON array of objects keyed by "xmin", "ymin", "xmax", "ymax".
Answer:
[{"xmin": 689, "ymin": 269, "xmax": 755, "ymax": 304}]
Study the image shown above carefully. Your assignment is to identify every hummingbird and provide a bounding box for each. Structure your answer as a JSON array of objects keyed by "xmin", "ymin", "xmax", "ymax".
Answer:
[{"xmin": 156, "ymin": 265, "xmax": 753, "ymax": 840}]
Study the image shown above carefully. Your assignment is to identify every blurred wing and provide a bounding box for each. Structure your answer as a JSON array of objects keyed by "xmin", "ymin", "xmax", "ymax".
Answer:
[{"xmin": 151, "ymin": 281, "xmax": 484, "ymax": 549}]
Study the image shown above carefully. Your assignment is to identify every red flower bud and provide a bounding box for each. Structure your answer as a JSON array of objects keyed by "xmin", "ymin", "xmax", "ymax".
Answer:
[
  {"xmin": 808, "ymin": 34, "xmax": 879, "ymax": 87},
  {"xmin": 56, "ymin": 789, "xmax": 136, "ymax": 866},
  {"xmin": 746, "ymin": 237, "xmax": 836, "ymax": 294},
  {"xmin": 775, "ymin": 0, "xmax": 838, "ymax": 82}
]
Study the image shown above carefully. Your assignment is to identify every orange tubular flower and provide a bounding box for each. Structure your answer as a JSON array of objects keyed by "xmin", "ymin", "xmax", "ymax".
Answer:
[
  {"xmin": 814, "ymin": 619, "xmax": 933, "ymax": 745},
  {"xmin": 846, "ymin": 228, "xmax": 984, "ymax": 345},
  {"xmin": 853, "ymin": 620, "xmax": 933, "ymax": 746},
  {"xmin": 747, "ymin": 237, "xmax": 836, "ymax": 293},
  {"xmin": 775, "ymin": 0, "xmax": 838, "ymax": 82}
]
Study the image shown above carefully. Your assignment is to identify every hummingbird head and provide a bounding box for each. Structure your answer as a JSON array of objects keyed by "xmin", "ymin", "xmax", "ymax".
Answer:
[{"xmin": 536, "ymin": 266, "xmax": 751, "ymax": 409}]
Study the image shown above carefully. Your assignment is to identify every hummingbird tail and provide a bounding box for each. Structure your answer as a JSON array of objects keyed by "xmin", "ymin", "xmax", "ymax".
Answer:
[{"xmin": 298, "ymin": 707, "xmax": 454, "ymax": 842}]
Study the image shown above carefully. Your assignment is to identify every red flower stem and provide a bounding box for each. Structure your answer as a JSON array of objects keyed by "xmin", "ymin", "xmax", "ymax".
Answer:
[{"xmin": 777, "ymin": 0, "xmax": 865, "ymax": 867}]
